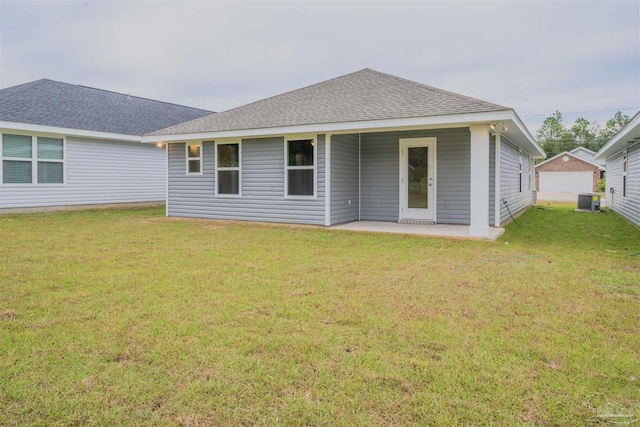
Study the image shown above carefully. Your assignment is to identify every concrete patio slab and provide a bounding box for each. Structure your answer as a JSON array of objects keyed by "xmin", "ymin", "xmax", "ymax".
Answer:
[{"xmin": 331, "ymin": 221, "xmax": 505, "ymax": 241}]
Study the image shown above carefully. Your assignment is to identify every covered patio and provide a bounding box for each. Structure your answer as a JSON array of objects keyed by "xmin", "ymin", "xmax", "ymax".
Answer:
[{"xmin": 331, "ymin": 220, "xmax": 505, "ymax": 241}]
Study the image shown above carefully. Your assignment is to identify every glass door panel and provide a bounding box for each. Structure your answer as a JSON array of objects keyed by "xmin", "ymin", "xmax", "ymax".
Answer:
[{"xmin": 407, "ymin": 147, "xmax": 428, "ymax": 209}]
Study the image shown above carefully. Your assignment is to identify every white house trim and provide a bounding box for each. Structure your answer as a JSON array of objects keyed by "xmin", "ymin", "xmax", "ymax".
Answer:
[
  {"xmin": 284, "ymin": 134, "xmax": 318, "ymax": 200},
  {"xmin": 469, "ymin": 125, "xmax": 490, "ymax": 237},
  {"xmin": 214, "ymin": 140, "xmax": 242, "ymax": 198},
  {"xmin": 494, "ymin": 131, "xmax": 501, "ymax": 227},
  {"xmin": 594, "ymin": 111, "xmax": 640, "ymax": 160},
  {"xmin": 1, "ymin": 121, "xmax": 142, "ymax": 143},
  {"xmin": 185, "ymin": 141, "xmax": 203, "ymax": 176},
  {"xmin": 1, "ymin": 133, "xmax": 67, "ymax": 186},
  {"xmin": 165, "ymin": 143, "xmax": 169, "ymax": 217},
  {"xmin": 325, "ymin": 133, "xmax": 332, "ymax": 226},
  {"xmin": 143, "ymin": 110, "xmax": 545, "ymax": 159},
  {"xmin": 398, "ymin": 137, "xmax": 437, "ymax": 222}
]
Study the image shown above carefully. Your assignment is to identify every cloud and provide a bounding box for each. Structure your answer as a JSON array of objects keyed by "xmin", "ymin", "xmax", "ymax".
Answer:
[{"xmin": 1, "ymin": 0, "xmax": 638, "ymax": 131}]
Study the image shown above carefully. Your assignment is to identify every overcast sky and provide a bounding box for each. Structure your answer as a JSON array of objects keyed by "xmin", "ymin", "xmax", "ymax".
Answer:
[{"xmin": 1, "ymin": 0, "xmax": 638, "ymax": 134}]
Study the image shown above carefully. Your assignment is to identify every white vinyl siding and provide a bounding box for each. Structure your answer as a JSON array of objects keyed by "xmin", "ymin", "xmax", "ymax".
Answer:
[
  {"xmin": 0, "ymin": 136, "xmax": 165, "ymax": 209},
  {"xmin": 330, "ymin": 134, "xmax": 359, "ymax": 225},
  {"xmin": 606, "ymin": 145, "xmax": 640, "ymax": 227},
  {"xmin": 360, "ymin": 128, "xmax": 470, "ymax": 224},
  {"xmin": 499, "ymin": 136, "xmax": 535, "ymax": 225},
  {"xmin": 167, "ymin": 136, "xmax": 326, "ymax": 225}
]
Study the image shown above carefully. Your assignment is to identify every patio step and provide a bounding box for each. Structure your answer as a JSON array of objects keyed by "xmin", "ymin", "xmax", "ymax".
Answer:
[{"xmin": 398, "ymin": 219, "xmax": 435, "ymax": 225}]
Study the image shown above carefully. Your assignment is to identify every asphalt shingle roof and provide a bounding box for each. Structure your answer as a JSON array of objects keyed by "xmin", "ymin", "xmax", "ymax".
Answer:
[
  {"xmin": 150, "ymin": 68, "xmax": 510, "ymax": 136},
  {"xmin": 0, "ymin": 79, "xmax": 212, "ymax": 136}
]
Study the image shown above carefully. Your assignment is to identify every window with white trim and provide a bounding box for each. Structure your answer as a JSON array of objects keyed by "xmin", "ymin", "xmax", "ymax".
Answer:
[
  {"xmin": 186, "ymin": 142, "xmax": 202, "ymax": 174},
  {"xmin": 285, "ymin": 138, "xmax": 315, "ymax": 197},
  {"xmin": 528, "ymin": 156, "xmax": 532, "ymax": 191},
  {"xmin": 216, "ymin": 141, "xmax": 241, "ymax": 196},
  {"xmin": 623, "ymin": 150, "xmax": 628, "ymax": 198},
  {"xmin": 2, "ymin": 134, "xmax": 64, "ymax": 184},
  {"xmin": 518, "ymin": 150, "xmax": 523, "ymax": 193}
]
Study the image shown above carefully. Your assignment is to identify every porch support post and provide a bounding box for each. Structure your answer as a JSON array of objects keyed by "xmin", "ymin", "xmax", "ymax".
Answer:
[
  {"xmin": 494, "ymin": 131, "xmax": 501, "ymax": 227},
  {"xmin": 324, "ymin": 133, "xmax": 332, "ymax": 226},
  {"xmin": 469, "ymin": 125, "xmax": 490, "ymax": 237}
]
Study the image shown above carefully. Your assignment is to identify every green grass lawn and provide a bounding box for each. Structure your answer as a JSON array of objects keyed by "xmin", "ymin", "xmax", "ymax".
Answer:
[{"xmin": 1, "ymin": 204, "xmax": 638, "ymax": 426}]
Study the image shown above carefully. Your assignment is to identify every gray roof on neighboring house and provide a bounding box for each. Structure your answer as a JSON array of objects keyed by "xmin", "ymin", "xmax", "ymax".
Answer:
[
  {"xmin": 569, "ymin": 146, "xmax": 605, "ymax": 166},
  {"xmin": 150, "ymin": 68, "xmax": 510, "ymax": 136},
  {"xmin": 594, "ymin": 110, "xmax": 640, "ymax": 160},
  {"xmin": 0, "ymin": 79, "xmax": 212, "ymax": 136}
]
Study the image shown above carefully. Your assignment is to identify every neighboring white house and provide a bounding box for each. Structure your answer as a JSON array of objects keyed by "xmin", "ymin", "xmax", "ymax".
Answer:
[
  {"xmin": 142, "ymin": 68, "xmax": 545, "ymax": 239},
  {"xmin": 535, "ymin": 148, "xmax": 604, "ymax": 202},
  {"xmin": 0, "ymin": 79, "xmax": 211, "ymax": 211},
  {"xmin": 594, "ymin": 111, "xmax": 640, "ymax": 227}
]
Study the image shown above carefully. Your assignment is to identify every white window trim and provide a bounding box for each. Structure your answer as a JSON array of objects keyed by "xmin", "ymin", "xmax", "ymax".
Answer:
[
  {"xmin": 622, "ymin": 150, "xmax": 628, "ymax": 198},
  {"xmin": 284, "ymin": 135, "xmax": 317, "ymax": 199},
  {"xmin": 0, "ymin": 133, "xmax": 66, "ymax": 185},
  {"xmin": 215, "ymin": 140, "xmax": 242, "ymax": 198},
  {"xmin": 528, "ymin": 155, "xmax": 532, "ymax": 191},
  {"xmin": 185, "ymin": 141, "xmax": 203, "ymax": 175},
  {"xmin": 518, "ymin": 149, "xmax": 523, "ymax": 193}
]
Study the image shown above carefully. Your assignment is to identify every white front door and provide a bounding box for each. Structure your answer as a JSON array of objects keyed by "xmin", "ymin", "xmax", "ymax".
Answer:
[{"xmin": 399, "ymin": 137, "xmax": 436, "ymax": 221}]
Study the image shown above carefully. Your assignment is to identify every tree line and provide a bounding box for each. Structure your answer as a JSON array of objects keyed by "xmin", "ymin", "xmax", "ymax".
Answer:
[{"xmin": 535, "ymin": 110, "xmax": 631, "ymax": 160}]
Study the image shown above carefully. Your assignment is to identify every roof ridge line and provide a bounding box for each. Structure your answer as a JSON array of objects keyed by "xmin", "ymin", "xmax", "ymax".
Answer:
[
  {"xmin": 0, "ymin": 78, "xmax": 50, "ymax": 100},
  {"xmin": 3, "ymin": 78, "xmax": 213, "ymax": 113},
  {"xmin": 74, "ymin": 83, "xmax": 213, "ymax": 113},
  {"xmin": 365, "ymin": 68, "xmax": 511, "ymax": 111}
]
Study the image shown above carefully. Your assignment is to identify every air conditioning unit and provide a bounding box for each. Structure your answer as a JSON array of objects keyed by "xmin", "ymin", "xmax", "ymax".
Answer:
[{"xmin": 577, "ymin": 194, "xmax": 601, "ymax": 211}]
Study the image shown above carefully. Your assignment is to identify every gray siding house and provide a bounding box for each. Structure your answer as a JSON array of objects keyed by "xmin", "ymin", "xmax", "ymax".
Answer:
[
  {"xmin": 144, "ymin": 69, "xmax": 544, "ymax": 238},
  {"xmin": 595, "ymin": 111, "xmax": 640, "ymax": 227},
  {"xmin": 0, "ymin": 79, "xmax": 211, "ymax": 211}
]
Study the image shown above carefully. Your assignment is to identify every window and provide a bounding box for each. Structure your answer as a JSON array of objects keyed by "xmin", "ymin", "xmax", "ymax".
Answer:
[
  {"xmin": 528, "ymin": 156, "xmax": 532, "ymax": 191},
  {"xmin": 285, "ymin": 138, "xmax": 315, "ymax": 197},
  {"xmin": 518, "ymin": 150, "xmax": 523, "ymax": 193},
  {"xmin": 186, "ymin": 142, "xmax": 202, "ymax": 174},
  {"xmin": 623, "ymin": 151, "xmax": 628, "ymax": 198},
  {"xmin": 216, "ymin": 142, "xmax": 241, "ymax": 196},
  {"xmin": 2, "ymin": 134, "xmax": 64, "ymax": 184},
  {"xmin": 37, "ymin": 137, "xmax": 64, "ymax": 183}
]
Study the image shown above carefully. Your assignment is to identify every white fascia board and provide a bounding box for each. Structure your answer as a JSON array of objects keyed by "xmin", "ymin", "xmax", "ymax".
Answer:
[
  {"xmin": 141, "ymin": 110, "xmax": 518, "ymax": 143},
  {"xmin": 507, "ymin": 111, "xmax": 546, "ymax": 158},
  {"xmin": 0, "ymin": 121, "xmax": 142, "ymax": 142},
  {"xmin": 594, "ymin": 111, "xmax": 640, "ymax": 160}
]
